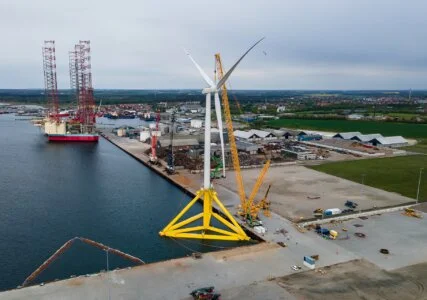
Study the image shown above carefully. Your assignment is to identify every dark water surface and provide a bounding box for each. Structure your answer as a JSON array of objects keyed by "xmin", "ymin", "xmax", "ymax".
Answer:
[{"xmin": 0, "ymin": 115, "xmax": 240, "ymax": 291}]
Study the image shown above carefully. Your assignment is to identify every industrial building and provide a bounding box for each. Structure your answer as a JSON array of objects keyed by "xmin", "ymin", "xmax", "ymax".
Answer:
[
  {"xmin": 281, "ymin": 145, "xmax": 316, "ymax": 160},
  {"xmin": 350, "ymin": 134, "xmax": 383, "ymax": 143},
  {"xmin": 234, "ymin": 129, "xmax": 277, "ymax": 142},
  {"xmin": 333, "ymin": 132, "xmax": 362, "ymax": 139},
  {"xmin": 333, "ymin": 132, "xmax": 408, "ymax": 148},
  {"xmin": 235, "ymin": 140, "xmax": 262, "ymax": 154},
  {"xmin": 370, "ymin": 136, "xmax": 408, "ymax": 148}
]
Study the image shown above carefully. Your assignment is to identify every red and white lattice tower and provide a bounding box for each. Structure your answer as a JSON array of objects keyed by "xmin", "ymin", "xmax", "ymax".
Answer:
[
  {"xmin": 42, "ymin": 40, "xmax": 59, "ymax": 121},
  {"xmin": 68, "ymin": 49, "xmax": 79, "ymax": 106},
  {"xmin": 75, "ymin": 40, "xmax": 95, "ymax": 130}
]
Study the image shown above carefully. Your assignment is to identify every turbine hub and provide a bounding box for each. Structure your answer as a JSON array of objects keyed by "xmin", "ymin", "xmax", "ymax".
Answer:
[{"xmin": 202, "ymin": 87, "xmax": 217, "ymax": 94}]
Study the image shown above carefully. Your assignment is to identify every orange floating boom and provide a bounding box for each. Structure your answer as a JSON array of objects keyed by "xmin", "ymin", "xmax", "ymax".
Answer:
[{"xmin": 22, "ymin": 237, "xmax": 145, "ymax": 287}]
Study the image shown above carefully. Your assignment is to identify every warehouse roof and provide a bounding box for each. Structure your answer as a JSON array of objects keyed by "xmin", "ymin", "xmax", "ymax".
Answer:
[
  {"xmin": 249, "ymin": 129, "xmax": 276, "ymax": 138},
  {"xmin": 159, "ymin": 139, "xmax": 199, "ymax": 147},
  {"xmin": 279, "ymin": 128, "xmax": 308, "ymax": 136},
  {"xmin": 235, "ymin": 140, "xmax": 262, "ymax": 151},
  {"xmin": 234, "ymin": 130, "xmax": 259, "ymax": 140},
  {"xmin": 333, "ymin": 132, "xmax": 362, "ymax": 139},
  {"xmin": 351, "ymin": 134, "xmax": 383, "ymax": 142},
  {"xmin": 370, "ymin": 136, "xmax": 408, "ymax": 145}
]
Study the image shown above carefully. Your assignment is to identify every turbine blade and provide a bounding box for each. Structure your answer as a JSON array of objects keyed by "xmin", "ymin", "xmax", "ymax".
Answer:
[
  {"xmin": 216, "ymin": 37, "xmax": 265, "ymax": 90},
  {"xmin": 184, "ymin": 48, "xmax": 214, "ymax": 87}
]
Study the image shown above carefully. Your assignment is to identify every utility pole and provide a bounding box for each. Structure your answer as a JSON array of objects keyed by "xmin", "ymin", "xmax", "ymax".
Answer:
[{"xmin": 416, "ymin": 168, "xmax": 424, "ymax": 203}]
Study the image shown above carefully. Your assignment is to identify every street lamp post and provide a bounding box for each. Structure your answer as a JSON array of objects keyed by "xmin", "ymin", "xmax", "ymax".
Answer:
[
  {"xmin": 361, "ymin": 174, "xmax": 366, "ymax": 212},
  {"xmin": 416, "ymin": 168, "xmax": 424, "ymax": 203},
  {"xmin": 105, "ymin": 248, "xmax": 111, "ymax": 300}
]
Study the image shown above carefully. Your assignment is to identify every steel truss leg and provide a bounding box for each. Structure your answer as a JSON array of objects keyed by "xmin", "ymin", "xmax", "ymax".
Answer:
[{"xmin": 159, "ymin": 188, "xmax": 249, "ymax": 241}]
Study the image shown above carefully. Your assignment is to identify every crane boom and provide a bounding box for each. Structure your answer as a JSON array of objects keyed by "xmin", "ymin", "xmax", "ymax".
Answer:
[
  {"xmin": 246, "ymin": 160, "xmax": 270, "ymax": 215},
  {"xmin": 215, "ymin": 54, "xmax": 246, "ymax": 210}
]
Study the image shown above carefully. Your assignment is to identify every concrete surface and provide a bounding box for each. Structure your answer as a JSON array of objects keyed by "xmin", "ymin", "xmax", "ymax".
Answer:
[
  {"xmin": 278, "ymin": 259, "xmax": 427, "ymax": 300},
  {"xmin": 317, "ymin": 211, "xmax": 427, "ymax": 270},
  {"xmin": 216, "ymin": 165, "xmax": 414, "ymax": 221},
  {"xmin": 0, "ymin": 241, "xmax": 355, "ymax": 300}
]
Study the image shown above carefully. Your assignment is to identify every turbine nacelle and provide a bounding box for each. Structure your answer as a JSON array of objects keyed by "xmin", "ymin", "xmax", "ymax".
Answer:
[{"xmin": 202, "ymin": 87, "xmax": 218, "ymax": 94}]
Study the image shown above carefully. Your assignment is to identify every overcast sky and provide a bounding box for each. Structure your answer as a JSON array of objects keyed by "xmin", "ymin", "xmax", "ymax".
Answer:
[{"xmin": 0, "ymin": 0, "xmax": 426, "ymax": 90}]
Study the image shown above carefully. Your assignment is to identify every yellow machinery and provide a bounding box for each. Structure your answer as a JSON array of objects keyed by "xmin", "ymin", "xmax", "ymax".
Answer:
[
  {"xmin": 403, "ymin": 208, "xmax": 423, "ymax": 219},
  {"xmin": 258, "ymin": 184, "xmax": 272, "ymax": 217},
  {"xmin": 160, "ymin": 38, "xmax": 265, "ymax": 241},
  {"xmin": 215, "ymin": 53, "xmax": 270, "ymax": 221},
  {"xmin": 214, "ymin": 53, "xmax": 247, "ymax": 212}
]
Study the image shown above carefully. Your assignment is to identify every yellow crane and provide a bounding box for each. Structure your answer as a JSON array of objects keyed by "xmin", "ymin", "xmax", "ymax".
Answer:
[
  {"xmin": 215, "ymin": 53, "xmax": 246, "ymax": 211},
  {"xmin": 215, "ymin": 53, "xmax": 270, "ymax": 221}
]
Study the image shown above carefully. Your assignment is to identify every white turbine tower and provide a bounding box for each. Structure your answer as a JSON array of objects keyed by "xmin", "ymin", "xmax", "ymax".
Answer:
[
  {"xmin": 159, "ymin": 38, "xmax": 264, "ymax": 241},
  {"xmin": 186, "ymin": 37, "xmax": 264, "ymax": 188}
]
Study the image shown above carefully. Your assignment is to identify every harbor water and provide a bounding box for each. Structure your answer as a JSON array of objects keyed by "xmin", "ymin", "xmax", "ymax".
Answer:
[{"xmin": 0, "ymin": 114, "xmax": 242, "ymax": 291}]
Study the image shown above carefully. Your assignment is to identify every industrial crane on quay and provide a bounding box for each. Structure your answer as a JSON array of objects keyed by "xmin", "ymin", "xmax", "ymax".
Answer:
[{"xmin": 149, "ymin": 111, "xmax": 161, "ymax": 165}]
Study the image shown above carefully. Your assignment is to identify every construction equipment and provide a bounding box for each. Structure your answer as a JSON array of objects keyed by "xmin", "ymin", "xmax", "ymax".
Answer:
[
  {"xmin": 160, "ymin": 39, "xmax": 265, "ymax": 241},
  {"xmin": 210, "ymin": 155, "xmax": 223, "ymax": 179},
  {"xmin": 149, "ymin": 111, "xmax": 160, "ymax": 164},
  {"xmin": 245, "ymin": 160, "xmax": 271, "ymax": 220},
  {"xmin": 215, "ymin": 53, "xmax": 271, "ymax": 223},
  {"xmin": 190, "ymin": 286, "xmax": 221, "ymax": 300},
  {"xmin": 403, "ymin": 208, "xmax": 423, "ymax": 219},
  {"xmin": 215, "ymin": 53, "xmax": 246, "ymax": 212},
  {"xmin": 259, "ymin": 184, "xmax": 272, "ymax": 217}
]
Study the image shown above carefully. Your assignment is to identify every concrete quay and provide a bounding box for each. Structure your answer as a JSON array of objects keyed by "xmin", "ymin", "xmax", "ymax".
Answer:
[{"xmin": 2, "ymin": 131, "xmax": 426, "ymax": 299}]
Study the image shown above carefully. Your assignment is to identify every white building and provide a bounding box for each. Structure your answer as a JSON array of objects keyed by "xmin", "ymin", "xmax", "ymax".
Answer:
[
  {"xmin": 277, "ymin": 106, "xmax": 286, "ymax": 113},
  {"xmin": 140, "ymin": 131, "xmax": 150, "ymax": 142},
  {"xmin": 369, "ymin": 136, "xmax": 408, "ymax": 148},
  {"xmin": 347, "ymin": 114, "xmax": 364, "ymax": 120},
  {"xmin": 190, "ymin": 119, "xmax": 203, "ymax": 128}
]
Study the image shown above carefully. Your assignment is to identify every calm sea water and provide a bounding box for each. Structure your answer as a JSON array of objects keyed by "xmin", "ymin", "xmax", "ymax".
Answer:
[{"xmin": 0, "ymin": 114, "xmax": 242, "ymax": 291}]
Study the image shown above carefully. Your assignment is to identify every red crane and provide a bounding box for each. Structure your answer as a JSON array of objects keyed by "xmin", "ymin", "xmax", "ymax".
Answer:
[{"xmin": 149, "ymin": 111, "xmax": 161, "ymax": 164}]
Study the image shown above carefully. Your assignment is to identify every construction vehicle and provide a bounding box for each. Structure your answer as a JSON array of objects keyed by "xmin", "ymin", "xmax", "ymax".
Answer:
[
  {"xmin": 210, "ymin": 155, "xmax": 223, "ymax": 179},
  {"xmin": 190, "ymin": 286, "xmax": 221, "ymax": 300},
  {"xmin": 403, "ymin": 208, "xmax": 423, "ymax": 219},
  {"xmin": 215, "ymin": 53, "xmax": 270, "ymax": 225},
  {"xmin": 345, "ymin": 200, "xmax": 358, "ymax": 209},
  {"xmin": 149, "ymin": 111, "xmax": 160, "ymax": 165}
]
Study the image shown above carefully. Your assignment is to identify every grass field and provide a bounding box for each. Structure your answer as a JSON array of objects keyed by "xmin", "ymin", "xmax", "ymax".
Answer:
[
  {"xmin": 309, "ymin": 156, "xmax": 427, "ymax": 202},
  {"xmin": 402, "ymin": 139, "xmax": 427, "ymax": 154},
  {"xmin": 268, "ymin": 119, "xmax": 427, "ymax": 138}
]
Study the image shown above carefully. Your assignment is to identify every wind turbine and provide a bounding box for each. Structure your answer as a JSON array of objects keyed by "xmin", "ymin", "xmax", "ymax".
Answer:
[
  {"xmin": 186, "ymin": 37, "xmax": 264, "ymax": 187},
  {"xmin": 159, "ymin": 38, "xmax": 264, "ymax": 241}
]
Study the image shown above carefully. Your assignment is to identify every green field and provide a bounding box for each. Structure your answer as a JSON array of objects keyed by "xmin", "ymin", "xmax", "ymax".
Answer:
[
  {"xmin": 309, "ymin": 156, "xmax": 427, "ymax": 202},
  {"xmin": 403, "ymin": 139, "xmax": 427, "ymax": 154},
  {"xmin": 268, "ymin": 119, "xmax": 427, "ymax": 138}
]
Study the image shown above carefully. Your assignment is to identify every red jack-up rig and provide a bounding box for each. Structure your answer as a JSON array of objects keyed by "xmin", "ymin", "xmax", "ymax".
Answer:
[{"xmin": 41, "ymin": 40, "xmax": 98, "ymax": 142}]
